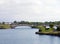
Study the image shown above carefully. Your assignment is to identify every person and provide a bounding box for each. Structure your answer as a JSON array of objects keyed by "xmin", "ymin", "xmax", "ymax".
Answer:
[{"xmin": 48, "ymin": 24, "xmax": 54, "ymax": 32}]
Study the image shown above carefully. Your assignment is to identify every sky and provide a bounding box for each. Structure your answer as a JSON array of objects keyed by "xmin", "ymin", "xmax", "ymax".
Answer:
[{"xmin": 0, "ymin": 0, "xmax": 59, "ymax": 22}]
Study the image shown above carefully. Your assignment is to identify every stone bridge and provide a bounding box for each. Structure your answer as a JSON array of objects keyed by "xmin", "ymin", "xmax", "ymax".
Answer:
[{"xmin": 10, "ymin": 24, "xmax": 35, "ymax": 28}]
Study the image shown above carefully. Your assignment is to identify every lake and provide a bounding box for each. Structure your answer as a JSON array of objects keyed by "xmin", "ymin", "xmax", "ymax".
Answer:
[{"xmin": 0, "ymin": 26, "xmax": 60, "ymax": 44}]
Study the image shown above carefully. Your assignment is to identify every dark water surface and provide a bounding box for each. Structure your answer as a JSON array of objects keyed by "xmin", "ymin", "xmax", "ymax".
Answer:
[{"xmin": 0, "ymin": 26, "xmax": 60, "ymax": 44}]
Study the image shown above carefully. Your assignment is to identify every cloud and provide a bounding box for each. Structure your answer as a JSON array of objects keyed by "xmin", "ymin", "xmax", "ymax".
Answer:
[{"xmin": 0, "ymin": 0, "xmax": 59, "ymax": 22}]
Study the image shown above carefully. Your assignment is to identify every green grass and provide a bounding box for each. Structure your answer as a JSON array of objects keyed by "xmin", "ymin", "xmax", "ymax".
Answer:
[{"xmin": 0, "ymin": 24, "xmax": 11, "ymax": 29}]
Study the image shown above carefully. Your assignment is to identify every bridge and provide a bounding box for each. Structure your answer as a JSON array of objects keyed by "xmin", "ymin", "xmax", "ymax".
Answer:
[{"xmin": 10, "ymin": 24, "xmax": 35, "ymax": 28}]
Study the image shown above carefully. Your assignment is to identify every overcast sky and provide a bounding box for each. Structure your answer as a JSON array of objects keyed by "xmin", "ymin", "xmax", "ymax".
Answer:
[{"xmin": 0, "ymin": 0, "xmax": 59, "ymax": 22}]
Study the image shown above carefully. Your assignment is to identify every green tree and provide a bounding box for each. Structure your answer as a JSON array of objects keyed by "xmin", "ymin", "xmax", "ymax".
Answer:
[
  {"xmin": 2, "ymin": 22, "xmax": 5, "ymax": 24},
  {"xmin": 14, "ymin": 21, "xmax": 17, "ymax": 23}
]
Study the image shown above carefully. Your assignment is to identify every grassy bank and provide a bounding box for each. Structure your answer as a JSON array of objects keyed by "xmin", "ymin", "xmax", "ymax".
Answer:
[{"xmin": 0, "ymin": 24, "xmax": 11, "ymax": 29}]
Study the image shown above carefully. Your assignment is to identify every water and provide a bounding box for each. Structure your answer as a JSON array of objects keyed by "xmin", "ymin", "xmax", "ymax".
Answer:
[{"xmin": 0, "ymin": 26, "xmax": 60, "ymax": 44}]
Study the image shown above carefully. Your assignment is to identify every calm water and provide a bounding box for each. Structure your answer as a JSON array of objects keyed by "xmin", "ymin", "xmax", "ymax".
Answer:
[{"xmin": 0, "ymin": 26, "xmax": 60, "ymax": 44}]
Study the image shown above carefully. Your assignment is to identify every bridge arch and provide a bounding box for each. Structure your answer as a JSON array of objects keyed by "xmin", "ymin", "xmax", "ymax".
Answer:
[{"xmin": 14, "ymin": 26, "xmax": 32, "ymax": 29}]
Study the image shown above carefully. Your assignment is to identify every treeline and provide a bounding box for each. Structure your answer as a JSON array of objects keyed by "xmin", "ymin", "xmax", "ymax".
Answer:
[
  {"xmin": 13, "ymin": 21, "xmax": 43, "ymax": 25},
  {"xmin": 13, "ymin": 21, "xmax": 60, "ymax": 26},
  {"xmin": 0, "ymin": 21, "xmax": 60, "ymax": 26}
]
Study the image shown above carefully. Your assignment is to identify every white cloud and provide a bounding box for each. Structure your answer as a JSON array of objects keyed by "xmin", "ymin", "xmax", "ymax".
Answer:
[{"xmin": 0, "ymin": 0, "xmax": 59, "ymax": 22}]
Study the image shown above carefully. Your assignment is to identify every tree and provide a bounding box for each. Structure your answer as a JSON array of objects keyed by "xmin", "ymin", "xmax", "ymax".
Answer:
[
  {"xmin": 14, "ymin": 21, "xmax": 17, "ymax": 23},
  {"xmin": 2, "ymin": 22, "xmax": 5, "ymax": 24}
]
